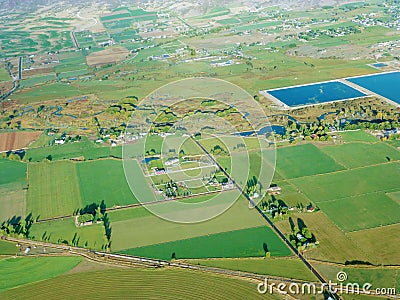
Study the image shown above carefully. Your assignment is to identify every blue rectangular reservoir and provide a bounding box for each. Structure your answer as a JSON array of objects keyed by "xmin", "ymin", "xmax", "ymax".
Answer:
[
  {"xmin": 266, "ymin": 81, "xmax": 367, "ymax": 107},
  {"xmin": 347, "ymin": 72, "xmax": 400, "ymax": 104}
]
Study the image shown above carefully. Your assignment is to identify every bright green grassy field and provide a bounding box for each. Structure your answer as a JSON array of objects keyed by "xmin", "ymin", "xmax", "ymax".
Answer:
[
  {"xmin": 338, "ymin": 130, "xmax": 378, "ymax": 143},
  {"xmin": 26, "ymin": 141, "xmax": 122, "ymax": 162},
  {"xmin": 0, "ymin": 160, "xmax": 27, "ymax": 186},
  {"xmin": 0, "ymin": 263, "xmax": 278, "ymax": 300},
  {"xmin": 190, "ymin": 258, "xmax": 317, "ymax": 282},
  {"xmin": 120, "ymin": 226, "xmax": 291, "ymax": 260},
  {"xmin": 317, "ymin": 192, "xmax": 400, "ymax": 232},
  {"xmin": 276, "ymin": 144, "xmax": 345, "ymax": 179},
  {"xmin": 76, "ymin": 159, "xmax": 138, "ymax": 207},
  {"xmin": 0, "ymin": 240, "xmax": 19, "ymax": 255},
  {"xmin": 319, "ymin": 142, "xmax": 400, "ymax": 169},
  {"xmin": 290, "ymin": 162, "xmax": 400, "ymax": 203},
  {"xmin": 27, "ymin": 161, "xmax": 82, "ymax": 219},
  {"xmin": 30, "ymin": 217, "xmax": 106, "ymax": 249},
  {"xmin": 0, "ymin": 256, "xmax": 82, "ymax": 291}
]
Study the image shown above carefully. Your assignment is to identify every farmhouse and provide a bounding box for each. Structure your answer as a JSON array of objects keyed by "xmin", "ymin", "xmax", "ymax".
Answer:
[
  {"xmin": 267, "ymin": 186, "xmax": 281, "ymax": 195},
  {"xmin": 54, "ymin": 139, "xmax": 65, "ymax": 145},
  {"xmin": 154, "ymin": 168, "xmax": 166, "ymax": 175},
  {"xmin": 307, "ymin": 204, "xmax": 316, "ymax": 212},
  {"xmin": 165, "ymin": 158, "xmax": 179, "ymax": 166}
]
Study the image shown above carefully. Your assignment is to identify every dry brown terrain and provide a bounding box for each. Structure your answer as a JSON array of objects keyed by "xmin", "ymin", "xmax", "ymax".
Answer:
[
  {"xmin": 348, "ymin": 223, "xmax": 400, "ymax": 265},
  {"xmin": 275, "ymin": 212, "xmax": 371, "ymax": 264},
  {"xmin": 86, "ymin": 46, "xmax": 130, "ymax": 67},
  {"xmin": 0, "ymin": 131, "xmax": 41, "ymax": 152}
]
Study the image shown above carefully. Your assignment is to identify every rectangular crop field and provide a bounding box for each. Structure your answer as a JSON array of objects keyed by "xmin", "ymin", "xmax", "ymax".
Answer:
[
  {"xmin": 337, "ymin": 130, "xmax": 378, "ymax": 143},
  {"xmin": 317, "ymin": 193, "xmax": 400, "ymax": 232},
  {"xmin": 26, "ymin": 141, "xmax": 122, "ymax": 162},
  {"xmin": 348, "ymin": 223, "xmax": 400, "ymax": 265},
  {"xmin": 110, "ymin": 193, "xmax": 267, "ymax": 251},
  {"xmin": 0, "ymin": 266, "xmax": 271, "ymax": 300},
  {"xmin": 27, "ymin": 161, "xmax": 82, "ymax": 219},
  {"xmin": 76, "ymin": 159, "xmax": 138, "ymax": 208},
  {"xmin": 276, "ymin": 144, "xmax": 345, "ymax": 179},
  {"xmin": 0, "ymin": 131, "xmax": 41, "ymax": 152},
  {"xmin": 120, "ymin": 226, "xmax": 291, "ymax": 260},
  {"xmin": 0, "ymin": 160, "xmax": 27, "ymax": 186},
  {"xmin": 290, "ymin": 162, "xmax": 400, "ymax": 203},
  {"xmin": 0, "ymin": 188, "xmax": 26, "ymax": 221},
  {"xmin": 319, "ymin": 142, "xmax": 400, "ymax": 169}
]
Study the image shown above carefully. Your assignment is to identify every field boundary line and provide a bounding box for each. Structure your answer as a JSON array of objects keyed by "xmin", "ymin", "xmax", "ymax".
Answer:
[
  {"xmin": 34, "ymin": 188, "xmax": 238, "ymax": 223},
  {"xmin": 307, "ymin": 259, "xmax": 400, "ymax": 269},
  {"xmin": 287, "ymin": 159, "xmax": 400, "ymax": 181},
  {"xmin": 313, "ymin": 188, "xmax": 400, "ymax": 205}
]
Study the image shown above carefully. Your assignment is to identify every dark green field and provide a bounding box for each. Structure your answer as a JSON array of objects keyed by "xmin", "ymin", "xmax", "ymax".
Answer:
[
  {"xmin": 0, "ymin": 160, "xmax": 27, "ymax": 186},
  {"xmin": 120, "ymin": 226, "xmax": 292, "ymax": 260}
]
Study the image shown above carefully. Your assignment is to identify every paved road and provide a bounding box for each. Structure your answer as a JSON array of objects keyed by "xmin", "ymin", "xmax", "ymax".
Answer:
[
  {"xmin": 0, "ymin": 60, "xmax": 20, "ymax": 101},
  {"xmin": 71, "ymin": 31, "xmax": 79, "ymax": 49}
]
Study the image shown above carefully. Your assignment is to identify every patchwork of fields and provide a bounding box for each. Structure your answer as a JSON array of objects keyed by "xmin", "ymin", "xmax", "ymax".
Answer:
[
  {"xmin": 272, "ymin": 132, "xmax": 400, "ymax": 264},
  {"xmin": 121, "ymin": 226, "xmax": 291, "ymax": 260},
  {"xmin": 2, "ymin": 130, "xmax": 400, "ymax": 266}
]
